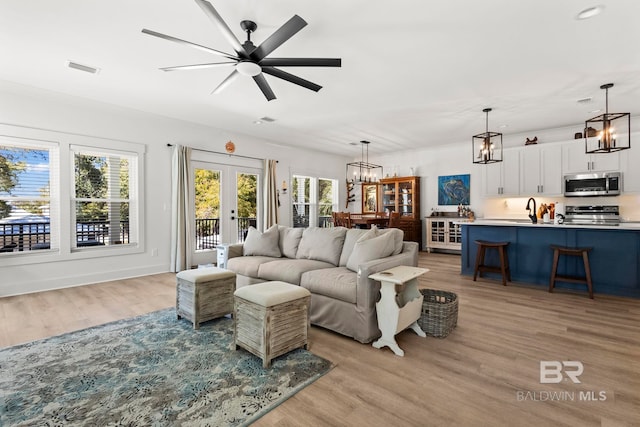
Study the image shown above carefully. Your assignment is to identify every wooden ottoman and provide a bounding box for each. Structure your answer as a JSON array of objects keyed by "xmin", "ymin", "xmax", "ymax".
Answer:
[
  {"xmin": 233, "ymin": 281, "xmax": 311, "ymax": 368},
  {"xmin": 176, "ymin": 267, "xmax": 236, "ymax": 329}
]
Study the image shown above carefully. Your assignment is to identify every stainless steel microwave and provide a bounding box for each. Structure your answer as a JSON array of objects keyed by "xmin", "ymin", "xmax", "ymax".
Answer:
[{"xmin": 564, "ymin": 172, "xmax": 621, "ymax": 197}]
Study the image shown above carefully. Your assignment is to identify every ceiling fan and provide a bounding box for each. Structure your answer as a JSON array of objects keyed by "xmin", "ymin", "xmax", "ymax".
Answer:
[{"xmin": 142, "ymin": 0, "xmax": 341, "ymax": 101}]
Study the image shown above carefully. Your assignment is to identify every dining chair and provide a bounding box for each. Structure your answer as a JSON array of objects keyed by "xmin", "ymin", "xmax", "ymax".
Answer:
[{"xmin": 388, "ymin": 211, "xmax": 402, "ymax": 228}]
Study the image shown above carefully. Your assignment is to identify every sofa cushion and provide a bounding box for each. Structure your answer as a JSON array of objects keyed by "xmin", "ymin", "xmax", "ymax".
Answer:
[
  {"xmin": 243, "ymin": 225, "xmax": 281, "ymax": 257},
  {"xmin": 346, "ymin": 231, "xmax": 396, "ymax": 272},
  {"xmin": 377, "ymin": 227, "xmax": 404, "ymax": 255},
  {"xmin": 339, "ymin": 228, "xmax": 369, "ymax": 266},
  {"xmin": 257, "ymin": 258, "xmax": 335, "ymax": 285},
  {"xmin": 277, "ymin": 226, "xmax": 303, "ymax": 258},
  {"xmin": 296, "ymin": 227, "xmax": 347, "ymax": 266},
  {"xmin": 301, "ymin": 267, "xmax": 357, "ymax": 304},
  {"xmin": 227, "ymin": 256, "xmax": 280, "ymax": 278},
  {"xmin": 339, "ymin": 226, "xmax": 403, "ymax": 266}
]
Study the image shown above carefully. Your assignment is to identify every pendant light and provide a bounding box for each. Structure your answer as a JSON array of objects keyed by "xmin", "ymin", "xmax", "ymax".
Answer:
[
  {"xmin": 472, "ymin": 108, "xmax": 503, "ymax": 164},
  {"xmin": 585, "ymin": 83, "xmax": 630, "ymax": 153},
  {"xmin": 346, "ymin": 140, "xmax": 383, "ymax": 183}
]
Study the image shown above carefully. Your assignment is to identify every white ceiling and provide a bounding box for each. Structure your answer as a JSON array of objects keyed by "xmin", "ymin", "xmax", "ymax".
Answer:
[{"xmin": 1, "ymin": 0, "xmax": 639, "ymax": 156}]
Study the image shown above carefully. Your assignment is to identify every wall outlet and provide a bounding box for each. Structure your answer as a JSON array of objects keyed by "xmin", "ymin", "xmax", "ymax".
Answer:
[{"xmin": 151, "ymin": 248, "xmax": 158, "ymax": 257}]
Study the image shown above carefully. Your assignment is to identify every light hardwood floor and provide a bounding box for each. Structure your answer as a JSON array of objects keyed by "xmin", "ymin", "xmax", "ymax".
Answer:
[{"xmin": 1, "ymin": 253, "xmax": 638, "ymax": 426}]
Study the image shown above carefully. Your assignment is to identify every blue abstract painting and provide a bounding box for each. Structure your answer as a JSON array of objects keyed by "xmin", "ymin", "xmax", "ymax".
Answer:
[{"xmin": 438, "ymin": 174, "xmax": 470, "ymax": 205}]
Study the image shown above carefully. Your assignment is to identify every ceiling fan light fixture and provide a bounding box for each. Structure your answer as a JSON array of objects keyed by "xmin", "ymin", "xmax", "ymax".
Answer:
[
  {"xmin": 236, "ymin": 61, "xmax": 261, "ymax": 77},
  {"xmin": 585, "ymin": 83, "xmax": 631, "ymax": 153},
  {"xmin": 472, "ymin": 108, "xmax": 503, "ymax": 164}
]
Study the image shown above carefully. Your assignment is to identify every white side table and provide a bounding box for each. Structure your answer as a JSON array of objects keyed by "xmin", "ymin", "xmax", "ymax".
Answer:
[{"xmin": 369, "ymin": 266, "xmax": 429, "ymax": 356}]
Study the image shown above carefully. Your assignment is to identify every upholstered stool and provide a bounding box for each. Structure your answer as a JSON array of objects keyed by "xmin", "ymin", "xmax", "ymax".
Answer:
[
  {"xmin": 176, "ymin": 267, "xmax": 236, "ymax": 329},
  {"xmin": 473, "ymin": 240, "xmax": 511, "ymax": 286},
  {"xmin": 549, "ymin": 245, "xmax": 594, "ymax": 299},
  {"xmin": 233, "ymin": 281, "xmax": 311, "ymax": 368}
]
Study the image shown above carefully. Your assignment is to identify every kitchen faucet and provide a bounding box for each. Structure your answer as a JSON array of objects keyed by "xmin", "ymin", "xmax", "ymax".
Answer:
[{"xmin": 526, "ymin": 197, "xmax": 537, "ymax": 224}]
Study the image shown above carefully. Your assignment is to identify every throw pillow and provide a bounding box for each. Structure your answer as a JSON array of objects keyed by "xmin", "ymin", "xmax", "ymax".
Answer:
[
  {"xmin": 296, "ymin": 227, "xmax": 347, "ymax": 266},
  {"xmin": 346, "ymin": 230, "xmax": 396, "ymax": 272},
  {"xmin": 277, "ymin": 226, "xmax": 304, "ymax": 258},
  {"xmin": 243, "ymin": 225, "xmax": 281, "ymax": 257}
]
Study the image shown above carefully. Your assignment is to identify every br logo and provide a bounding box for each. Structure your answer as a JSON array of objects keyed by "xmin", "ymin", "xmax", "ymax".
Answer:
[{"xmin": 540, "ymin": 361, "xmax": 584, "ymax": 384}]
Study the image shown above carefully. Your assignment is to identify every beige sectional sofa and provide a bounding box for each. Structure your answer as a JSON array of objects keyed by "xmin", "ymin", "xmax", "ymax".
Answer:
[{"xmin": 225, "ymin": 225, "xmax": 419, "ymax": 343}]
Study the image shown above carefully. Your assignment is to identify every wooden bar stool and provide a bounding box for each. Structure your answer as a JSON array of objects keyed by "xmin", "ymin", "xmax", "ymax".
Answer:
[
  {"xmin": 473, "ymin": 240, "xmax": 511, "ymax": 286},
  {"xmin": 549, "ymin": 245, "xmax": 594, "ymax": 299}
]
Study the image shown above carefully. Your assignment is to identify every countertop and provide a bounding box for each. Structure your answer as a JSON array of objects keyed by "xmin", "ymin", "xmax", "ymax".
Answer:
[{"xmin": 455, "ymin": 219, "xmax": 640, "ymax": 230}]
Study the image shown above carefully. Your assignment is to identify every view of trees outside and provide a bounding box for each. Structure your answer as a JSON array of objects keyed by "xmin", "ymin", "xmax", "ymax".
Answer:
[
  {"xmin": 318, "ymin": 178, "xmax": 334, "ymax": 217},
  {"xmin": 74, "ymin": 154, "xmax": 130, "ymax": 223},
  {"xmin": 194, "ymin": 169, "xmax": 257, "ymax": 247},
  {"xmin": 0, "ymin": 145, "xmax": 49, "ymax": 220},
  {"xmin": 237, "ymin": 173, "xmax": 257, "ymax": 218},
  {"xmin": 194, "ymin": 169, "xmax": 220, "ymax": 219}
]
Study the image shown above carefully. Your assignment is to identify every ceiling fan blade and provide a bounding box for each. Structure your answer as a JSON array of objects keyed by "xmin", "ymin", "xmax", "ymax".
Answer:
[
  {"xmin": 160, "ymin": 62, "xmax": 236, "ymax": 72},
  {"xmin": 194, "ymin": 0, "xmax": 246, "ymax": 56},
  {"xmin": 211, "ymin": 69, "xmax": 240, "ymax": 94},
  {"xmin": 142, "ymin": 28, "xmax": 236, "ymax": 60},
  {"xmin": 250, "ymin": 15, "xmax": 307, "ymax": 61},
  {"xmin": 253, "ymin": 73, "xmax": 276, "ymax": 101},
  {"xmin": 261, "ymin": 67, "xmax": 322, "ymax": 92},
  {"xmin": 260, "ymin": 58, "xmax": 341, "ymax": 67}
]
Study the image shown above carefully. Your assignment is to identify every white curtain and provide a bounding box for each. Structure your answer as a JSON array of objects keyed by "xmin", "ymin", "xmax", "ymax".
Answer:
[
  {"xmin": 170, "ymin": 145, "xmax": 193, "ymax": 272},
  {"xmin": 264, "ymin": 159, "xmax": 279, "ymax": 229}
]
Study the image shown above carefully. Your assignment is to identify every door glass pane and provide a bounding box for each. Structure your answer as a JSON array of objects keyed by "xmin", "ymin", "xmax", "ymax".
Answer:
[
  {"xmin": 194, "ymin": 168, "xmax": 220, "ymax": 250},
  {"xmin": 236, "ymin": 172, "xmax": 258, "ymax": 243},
  {"xmin": 292, "ymin": 176, "xmax": 310, "ymax": 228}
]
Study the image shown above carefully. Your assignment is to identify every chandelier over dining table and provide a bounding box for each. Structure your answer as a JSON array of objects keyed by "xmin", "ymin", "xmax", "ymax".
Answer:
[{"xmin": 346, "ymin": 140, "xmax": 383, "ymax": 183}]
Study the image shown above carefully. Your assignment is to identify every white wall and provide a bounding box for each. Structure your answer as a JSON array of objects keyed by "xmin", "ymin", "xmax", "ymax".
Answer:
[{"xmin": 0, "ymin": 82, "xmax": 349, "ymax": 296}]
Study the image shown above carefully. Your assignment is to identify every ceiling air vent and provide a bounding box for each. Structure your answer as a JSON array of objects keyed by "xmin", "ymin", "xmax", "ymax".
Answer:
[
  {"xmin": 66, "ymin": 61, "xmax": 100, "ymax": 74},
  {"xmin": 259, "ymin": 117, "xmax": 276, "ymax": 123}
]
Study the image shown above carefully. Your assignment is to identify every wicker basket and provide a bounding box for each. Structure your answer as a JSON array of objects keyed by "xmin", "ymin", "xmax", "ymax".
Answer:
[{"xmin": 418, "ymin": 289, "xmax": 458, "ymax": 338}]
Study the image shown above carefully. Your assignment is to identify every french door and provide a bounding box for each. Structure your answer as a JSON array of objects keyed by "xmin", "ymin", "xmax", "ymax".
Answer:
[{"xmin": 192, "ymin": 161, "xmax": 261, "ymax": 266}]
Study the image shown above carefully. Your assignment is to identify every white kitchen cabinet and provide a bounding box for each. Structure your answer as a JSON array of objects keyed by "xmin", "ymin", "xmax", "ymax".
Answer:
[
  {"xmin": 620, "ymin": 144, "xmax": 640, "ymax": 192},
  {"xmin": 482, "ymin": 147, "xmax": 520, "ymax": 196},
  {"xmin": 563, "ymin": 142, "xmax": 619, "ymax": 173},
  {"xmin": 520, "ymin": 144, "xmax": 563, "ymax": 196}
]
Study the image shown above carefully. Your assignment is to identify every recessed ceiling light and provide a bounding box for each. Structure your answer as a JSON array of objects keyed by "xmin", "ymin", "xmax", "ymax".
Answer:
[
  {"xmin": 66, "ymin": 60, "xmax": 100, "ymax": 74},
  {"xmin": 253, "ymin": 120, "xmax": 262, "ymax": 125},
  {"xmin": 499, "ymin": 124, "xmax": 508, "ymax": 129},
  {"xmin": 576, "ymin": 5, "xmax": 604, "ymax": 20},
  {"xmin": 589, "ymin": 108, "xmax": 602, "ymax": 114}
]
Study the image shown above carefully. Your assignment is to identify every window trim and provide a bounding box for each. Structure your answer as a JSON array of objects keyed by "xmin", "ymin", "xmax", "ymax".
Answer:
[{"xmin": 0, "ymin": 124, "xmax": 145, "ymax": 266}]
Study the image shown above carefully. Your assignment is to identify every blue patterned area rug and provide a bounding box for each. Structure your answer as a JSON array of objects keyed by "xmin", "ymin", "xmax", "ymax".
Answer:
[{"xmin": 0, "ymin": 308, "xmax": 333, "ymax": 426}]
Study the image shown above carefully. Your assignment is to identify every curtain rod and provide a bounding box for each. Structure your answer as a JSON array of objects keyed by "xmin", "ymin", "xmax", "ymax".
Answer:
[{"xmin": 166, "ymin": 143, "xmax": 277, "ymax": 163}]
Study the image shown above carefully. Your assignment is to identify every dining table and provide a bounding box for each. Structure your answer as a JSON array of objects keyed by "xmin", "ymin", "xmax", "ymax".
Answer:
[{"xmin": 350, "ymin": 215, "xmax": 389, "ymax": 229}]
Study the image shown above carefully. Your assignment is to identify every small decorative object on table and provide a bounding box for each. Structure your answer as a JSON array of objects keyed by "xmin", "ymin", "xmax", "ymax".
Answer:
[{"xmin": 417, "ymin": 289, "xmax": 458, "ymax": 338}]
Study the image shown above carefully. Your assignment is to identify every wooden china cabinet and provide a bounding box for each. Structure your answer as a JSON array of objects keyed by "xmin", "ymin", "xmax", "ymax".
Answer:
[{"xmin": 380, "ymin": 176, "xmax": 422, "ymax": 249}]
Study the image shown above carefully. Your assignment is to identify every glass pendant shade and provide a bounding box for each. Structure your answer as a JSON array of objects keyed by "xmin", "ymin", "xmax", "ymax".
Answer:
[
  {"xmin": 585, "ymin": 83, "xmax": 631, "ymax": 154},
  {"xmin": 473, "ymin": 108, "xmax": 503, "ymax": 164},
  {"xmin": 346, "ymin": 140, "xmax": 383, "ymax": 183}
]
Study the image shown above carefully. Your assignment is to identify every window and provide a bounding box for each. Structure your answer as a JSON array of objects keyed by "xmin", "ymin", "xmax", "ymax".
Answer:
[
  {"xmin": 0, "ymin": 137, "xmax": 58, "ymax": 253},
  {"xmin": 292, "ymin": 175, "xmax": 311, "ymax": 228},
  {"xmin": 71, "ymin": 147, "xmax": 138, "ymax": 249},
  {"xmin": 318, "ymin": 178, "xmax": 337, "ymax": 228},
  {"xmin": 291, "ymin": 175, "xmax": 338, "ymax": 228}
]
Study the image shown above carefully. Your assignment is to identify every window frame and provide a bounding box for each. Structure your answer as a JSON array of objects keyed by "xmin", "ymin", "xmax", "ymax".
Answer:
[
  {"xmin": 291, "ymin": 174, "xmax": 338, "ymax": 228},
  {"xmin": 0, "ymin": 125, "xmax": 145, "ymax": 266}
]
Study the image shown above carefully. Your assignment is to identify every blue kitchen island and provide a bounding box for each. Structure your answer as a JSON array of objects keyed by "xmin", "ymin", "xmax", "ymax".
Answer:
[{"xmin": 460, "ymin": 220, "xmax": 640, "ymax": 298}]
